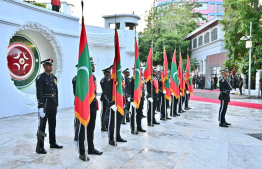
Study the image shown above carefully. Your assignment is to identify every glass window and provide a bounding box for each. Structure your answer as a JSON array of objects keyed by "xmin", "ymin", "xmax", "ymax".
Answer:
[
  {"xmin": 211, "ymin": 28, "xmax": 218, "ymax": 41},
  {"xmin": 193, "ymin": 38, "xmax": 197, "ymax": 48},
  {"xmin": 211, "ymin": 4, "xmax": 214, "ymax": 10},
  {"xmin": 195, "ymin": 3, "xmax": 208, "ymax": 10},
  {"xmin": 189, "ymin": 41, "xmax": 192, "ymax": 50},
  {"xmin": 204, "ymin": 32, "xmax": 210, "ymax": 44},
  {"xmin": 217, "ymin": 4, "xmax": 223, "ymax": 13},
  {"xmin": 198, "ymin": 36, "xmax": 203, "ymax": 46}
]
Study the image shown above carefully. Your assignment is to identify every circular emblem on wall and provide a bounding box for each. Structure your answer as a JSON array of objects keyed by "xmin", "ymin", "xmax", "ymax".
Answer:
[{"xmin": 7, "ymin": 35, "xmax": 40, "ymax": 89}]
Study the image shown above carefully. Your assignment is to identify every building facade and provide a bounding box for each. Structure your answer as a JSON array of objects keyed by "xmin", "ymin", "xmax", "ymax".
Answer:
[{"xmin": 156, "ymin": 0, "xmax": 224, "ymax": 25}]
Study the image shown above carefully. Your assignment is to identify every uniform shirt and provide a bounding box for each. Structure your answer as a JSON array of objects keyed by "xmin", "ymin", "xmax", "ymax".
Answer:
[
  {"xmin": 124, "ymin": 76, "xmax": 131, "ymax": 97},
  {"xmin": 218, "ymin": 77, "xmax": 231, "ymax": 102},
  {"xmin": 100, "ymin": 76, "xmax": 110, "ymax": 101},
  {"xmin": 146, "ymin": 78, "xmax": 158, "ymax": 101},
  {"xmin": 36, "ymin": 72, "xmax": 58, "ymax": 108}
]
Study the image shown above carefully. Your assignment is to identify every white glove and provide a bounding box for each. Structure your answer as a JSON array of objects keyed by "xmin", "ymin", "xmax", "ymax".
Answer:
[
  {"xmin": 148, "ymin": 98, "xmax": 153, "ymax": 103},
  {"xmin": 163, "ymin": 90, "xmax": 166, "ymax": 94},
  {"xmin": 171, "ymin": 93, "xmax": 174, "ymax": 96},
  {"xmin": 39, "ymin": 108, "xmax": 45, "ymax": 118},
  {"xmin": 180, "ymin": 92, "xmax": 182, "ymax": 95},
  {"xmin": 127, "ymin": 97, "xmax": 131, "ymax": 102},
  {"xmin": 230, "ymin": 90, "xmax": 236, "ymax": 94},
  {"xmin": 186, "ymin": 91, "xmax": 189, "ymax": 94},
  {"xmin": 111, "ymin": 105, "xmax": 117, "ymax": 112},
  {"xmin": 131, "ymin": 102, "xmax": 136, "ymax": 108}
]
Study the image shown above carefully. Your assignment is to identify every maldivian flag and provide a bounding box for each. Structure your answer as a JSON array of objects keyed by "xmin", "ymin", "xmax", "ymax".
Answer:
[
  {"xmin": 162, "ymin": 48, "xmax": 171, "ymax": 101},
  {"xmin": 170, "ymin": 48, "xmax": 180, "ymax": 99},
  {"xmin": 111, "ymin": 30, "xmax": 124, "ymax": 115},
  {"xmin": 178, "ymin": 52, "xmax": 185, "ymax": 96},
  {"xmin": 186, "ymin": 56, "xmax": 193, "ymax": 94},
  {"xmin": 133, "ymin": 41, "xmax": 142, "ymax": 109},
  {"xmin": 144, "ymin": 46, "xmax": 153, "ymax": 82},
  {"xmin": 75, "ymin": 21, "xmax": 95, "ymax": 127}
]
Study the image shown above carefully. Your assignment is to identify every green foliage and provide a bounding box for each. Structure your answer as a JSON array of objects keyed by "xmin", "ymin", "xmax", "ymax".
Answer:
[
  {"xmin": 139, "ymin": 0, "xmax": 203, "ymax": 66},
  {"xmin": 24, "ymin": 1, "xmax": 46, "ymax": 8},
  {"xmin": 220, "ymin": 0, "xmax": 262, "ymax": 74}
]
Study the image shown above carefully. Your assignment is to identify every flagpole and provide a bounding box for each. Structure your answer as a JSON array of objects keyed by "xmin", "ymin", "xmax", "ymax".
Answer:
[
  {"xmin": 134, "ymin": 26, "xmax": 137, "ymax": 134},
  {"xmin": 163, "ymin": 39, "xmax": 167, "ymax": 121},
  {"xmin": 81, "ymin": 0, "xmax": 89, "ymax": 161},
  {"xmin": 114, "ymin": 14, "xmax": 117, "ymax": 147}
]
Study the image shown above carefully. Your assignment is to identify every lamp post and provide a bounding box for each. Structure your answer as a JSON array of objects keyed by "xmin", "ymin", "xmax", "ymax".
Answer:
[{"xmin": 240, "ymin": 21, "xmax": 252, "ymax": 98}]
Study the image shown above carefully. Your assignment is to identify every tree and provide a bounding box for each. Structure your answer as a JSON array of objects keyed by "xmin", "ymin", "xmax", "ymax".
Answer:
[
  {"xmin": 139, "ymin": 0, "xmax": 204, "ymax": 66},
  {"xmin": 220, "ymin": 0, "xmax": 262, "ymax": 74},
  {"xmin": 24, "ymin": 1, "xmax": 46, "ymax": 8}
]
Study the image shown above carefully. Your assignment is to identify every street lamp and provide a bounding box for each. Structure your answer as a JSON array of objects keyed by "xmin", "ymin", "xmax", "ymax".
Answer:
[{"xmin": 240, "ymin": 21, "xmax": 252, "ymax": 98}]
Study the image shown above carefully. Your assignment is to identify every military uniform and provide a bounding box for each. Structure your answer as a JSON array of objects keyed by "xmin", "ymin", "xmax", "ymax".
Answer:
[
  {"xmin": 238, "ymin": 76, "xmax": 243, "ymax": 95},
  {"xmin": 100, "ymin": 70, "xmax": 111, "ymax": 131},
  {"xmin": 36, "ymin": 59, "xmax": 62, "ymax": 154},
  {"xmin": 124, "ymin": 69, "xmax": 131, "ymax": 123},
  {"xmin": 72, "ymin": 75, "xmax": 80, "ymax": 141},
  {"xmin": 218, "ymin": 68, "xmax": 232, "ymax": 127}
]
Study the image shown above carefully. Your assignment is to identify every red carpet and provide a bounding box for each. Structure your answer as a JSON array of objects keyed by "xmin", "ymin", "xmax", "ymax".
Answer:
[
  {"xmin": 190, "ymin": 95, "xmax": 262, "ymax": 110},
  {"xmin": 194, "ymin": 90, "xmax": 220, "ymax": 93}
]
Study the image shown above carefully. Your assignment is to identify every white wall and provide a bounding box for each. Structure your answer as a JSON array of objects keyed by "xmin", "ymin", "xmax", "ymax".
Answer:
[{"xmin": 0, "ymin": 0, "xmax": 138, "ymax": 118}]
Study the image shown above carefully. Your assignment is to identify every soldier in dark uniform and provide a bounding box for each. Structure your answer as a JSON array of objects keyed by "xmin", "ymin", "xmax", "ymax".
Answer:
[
  {"xmin": 129, "ymin": 70, "xmax": 146, "ymax": 134},
  {"xmin": 156, "ymin": 70, "xmax": 162, "ymax": 112},
  {"xmin": 238, "ymin": 75, "xmax": 243, "ymax": 95},
  {"xmin": 147, "ymin": 69, "xmax": 160, "ymax": 126},
  {"xmin": 100, "ymin": 66, "xmax": 112, "ymax": 131},
  {"xmin": 123, "ymin": 68, "xmax": 131, "ymax": 123},
  {"xmin": 36, "ymin": 59, "xmax": 63, "ymax": 154},
  {"xmin": 214, "ymin": 75, "xmax": 218, "ymax": 89},
  {"xmin": 75, "ymin": 59, "xmax": 103, "ymax": 161},
  {"xmin": 72, "ymin": 65, "xmax": 80, "ymax": 142},
  {"xmin": 159, "ymin": 76, "xmax": 171, "ymax": 121},
  {"xmin": 104, "ymin": 75, "xmax": 127, "ymax": 146},
  {"xmin": 218, "ymin": 68, "xmax": 232, "ymax": 127}
]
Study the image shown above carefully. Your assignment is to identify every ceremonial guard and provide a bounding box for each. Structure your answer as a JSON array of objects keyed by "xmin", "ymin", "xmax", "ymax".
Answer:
[
  {"xmin": 100, "ymin": 66, "xmax": 112, "ymax": 131},
  {"xmin": 159, "ymin": 76, "xmax": 171, "ymax": 121},
  {"xmin": 238, "ymin": 75, "xmax": 243, "ymax": 95},
  {"xmin": 147, "ymin": 69, "xmax": 160, "ymax": 126},
  {"xmin": 104, "ymin": 75, "xmax": 127, "ymax": 146},
  {"xmin": 218, "ymin": 68, "xmax": 232, "ymax": 127},
  {"xmin": 36, "ymin": 59, "xmax": 63, "ymax": 154},
  {"xmin": 129, "ymin": 71, "xmax": 146, "ymax": 134},
  {"xmin": 156, "ymin": 70, "xmax": 162, "ymax": 112},
  {"xmin": 72, "ymin": 65, "xmax": 80, "ymax": 141},
  {"xmin": 74, "ymin": 59, "xmax": 103, "ymax": 161},
  {"xmin": 214, "ymin": 75, "xmax": 218, "ymax": 89},
  {"xmin": 184, "ymin": 84, "xmax": 191, "ymax": 110},
  {"xmin": 123, "ymin": 68, "xmax": 131, "ymax": 123}
]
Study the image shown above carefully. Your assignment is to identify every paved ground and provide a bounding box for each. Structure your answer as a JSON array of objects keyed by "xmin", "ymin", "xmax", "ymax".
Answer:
[{"xmin": 0, "ymin": 93, "xmax": 262, "ymax": 169}]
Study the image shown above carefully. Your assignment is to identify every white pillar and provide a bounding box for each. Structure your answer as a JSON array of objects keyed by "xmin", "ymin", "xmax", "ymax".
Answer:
[{"xmin": 203, "ymin": 59, "xmax": 207, "ymax": 74}]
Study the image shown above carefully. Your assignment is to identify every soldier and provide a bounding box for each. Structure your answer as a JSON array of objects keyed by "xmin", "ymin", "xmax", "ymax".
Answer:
[
  {"xmin": 184, "ymin": 83, "xmax": 191, "ymax": 110},
  {"xmin": 123, "ymin": 68, "xmax": 131, "ymax": 123},
  {"xmin": 238, "ymin": 75, "xmax": 243, "ymax": 95},
  {"xmin": 214, "ymin": 75, "xmax": 218, "ymax": 89},
  {"xmin": 72, "ymin": 65, "xmax": 80, "ymax": 142},
  {"xmin": 104, "ymin": 75, "xmax": 127, "ymax": 146},
  {"xmin": 156, "ymin": 70, "xmax": 162, "ymax": 112},
  {"xmin": 218, "ymin": 68, "xmax": 232, "ymax": 127},
  {"xmin": 159, "ymin": 75, "xmax": 171, "ymax": 121},
  {"xmin": 100, "ymin": 66, "xmax": 112, "ymax": 131},
  {"xmin": 129, "ymin": 69, "xmax": 146, "ymax": 134},
  {"xmin": 147, "ymin": 69, "xmax": 160, "ymax": 126},
  {"xmin": 36, "ymin": 59, "xmax": 63, "ymax": 154},
  {"xmin": 76, "ymin": 59, "xmax": 103, "ymax": 161}
]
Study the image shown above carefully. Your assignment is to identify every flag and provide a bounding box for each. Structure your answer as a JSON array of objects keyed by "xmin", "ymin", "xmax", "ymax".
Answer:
[
  {"xmin": 133, "ymin": 41, "xmax": 142, "ymax": 109},
  {"xmin": 143, "ymin": 46, "xmax": 153, "ymax": 82},
  {"xmin": 111, "ymin": 30, "xmax": 124, "ymax": 115},
  {"xmin": 74, "ymin": 21, "xmax": 95, "ymax": 127},
  {"xmin": 170, "ymin": 48, "xmax": 180, "ymax": 99},
  {"xmin": 162, "ymin": 48, "xmax": 171, "ymax": 101},
  {"xmin": 178, "ymin": 52, "xmax": 185, "ymax": 96},
  {"xmin": 186, "ymin": 55, "xmax": 193, "ymax": 94}
]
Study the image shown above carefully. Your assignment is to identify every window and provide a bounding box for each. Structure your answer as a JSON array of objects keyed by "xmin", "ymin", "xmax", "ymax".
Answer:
[
  {"xmin": 217, "ymin": 4, "xmax": 223, "ymax": 13},
  {"xmin": 211, "ymin": 28, "xmax": 218, "ymax": 41},
  {"xmin": 195, "ymin": 3, "xmax": 208, "ymax": 10},
  {"xmin": 189, "ymin": 41, "xmax": 192, "ymax": 50},
  {"xmin": 211, "ymin": 4, "xmax": 214, "ymax": 10},
  {"xmin": 193, "ymin": 38, "xmax": 197, "ymax": 48},
  {"xmin": 204, "ymin": 32, "xmax": 210, "ymax": 44},
  {"xmin": 198, "ymin": 36, "xmax": 203, "ymax": 46}
]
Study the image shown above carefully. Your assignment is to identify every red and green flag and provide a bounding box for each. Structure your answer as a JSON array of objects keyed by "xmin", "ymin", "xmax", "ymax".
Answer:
[
  {"xmin": 143, "ymin": 46, "xmax": 153, "ymax": 82},
  {"xmin": 111, "ymin": 30, "xmax": 124, "ymax": 115},
  {"xmin": 178, "ymin": 52, "xmax": 185, "ymax": 96},
  {"xmin": 186, "ymin": 56, "xmax": 193, "ymax": 94},
  {"xmin": 162, "ymin": 48, "xmax": 171, "ymax": 101},
  {"xmin": 133, "ymin": 41, "xmax": 142, "ymax": 109},
  {"xmin": 75, "ymin": 21, "xmax": 95, "ymax": 127},
  {"xmin": 170, "ymin": 48, "xmax": 180, "ymax": 99}
]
